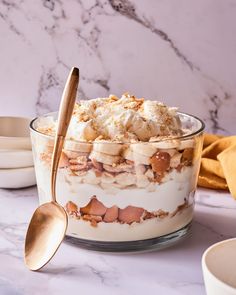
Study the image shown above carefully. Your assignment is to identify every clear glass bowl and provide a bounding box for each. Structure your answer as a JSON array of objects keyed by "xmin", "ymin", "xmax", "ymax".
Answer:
[{"xmin": 30, "ymin": 112, "xmax": 204, "ymax": 252}]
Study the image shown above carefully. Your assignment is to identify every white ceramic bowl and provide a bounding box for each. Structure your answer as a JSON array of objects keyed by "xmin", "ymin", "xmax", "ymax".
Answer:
[
  {"xmin": 0, "ymin": 117, "xmax": 32, "ymax": 150},
  {"xmin": 202, "ymin": 238, "xmax": 236, "ymax": 295},
  {"xmin": 0, "ymin": 166, "xmax": 36, "ymax": 188},
  {"xmin": 0, "ymin": 149, "xmax": 34, "ymax": 169}
]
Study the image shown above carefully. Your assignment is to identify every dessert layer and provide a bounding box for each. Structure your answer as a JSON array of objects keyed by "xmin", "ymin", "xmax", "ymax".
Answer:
[
  {"xmin": 65, "ymin": 195, "xmax": 190, "ymax": 226},
  {"xmin": 31, "ymin": 95, "xmax": 203, "ymax": 244},
  {"xmin": 36, "ymin": 164, "xmax": 195, "ymax": 212},
  {"xmin": 66, "ymin": 206, "xmax": 193, "ymax": 241},
  {"xmin": 35, "ymin": 93, "xmax": 183, "ymax": 142}
]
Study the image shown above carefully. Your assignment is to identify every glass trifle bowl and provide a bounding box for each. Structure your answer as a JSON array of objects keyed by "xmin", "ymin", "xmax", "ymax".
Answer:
[{"xmin": 30, "ymin": 94, "xmax": 204, "ymax": 251}]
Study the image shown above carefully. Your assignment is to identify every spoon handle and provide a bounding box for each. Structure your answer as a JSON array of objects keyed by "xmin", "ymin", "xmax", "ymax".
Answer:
[{"xmin": 51, "ymin": 67, "xmax": 79, "ymax": 202}]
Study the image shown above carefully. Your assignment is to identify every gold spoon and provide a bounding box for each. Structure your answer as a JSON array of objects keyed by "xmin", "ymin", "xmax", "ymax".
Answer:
[{"xmin": 24, "ymin": 67, "xmax": 79, "ymax": 271}]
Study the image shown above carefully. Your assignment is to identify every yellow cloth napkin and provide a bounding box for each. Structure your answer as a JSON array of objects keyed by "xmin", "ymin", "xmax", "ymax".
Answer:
[{"xmin": 198, "ymin": 133, "xmax": 236, "ymax": 199}]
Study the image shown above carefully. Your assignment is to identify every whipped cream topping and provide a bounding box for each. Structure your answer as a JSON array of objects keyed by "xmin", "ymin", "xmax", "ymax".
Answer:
[{"xmin": 37, "ymin": 93, "xmax": 183, "ymax": 142}]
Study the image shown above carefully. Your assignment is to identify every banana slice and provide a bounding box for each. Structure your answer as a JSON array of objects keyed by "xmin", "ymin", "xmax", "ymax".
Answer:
[
  {"xmin": 123, "ymin": 148, "xmax": 150, "ymax": 165},
  {"xmin": 93, "ymin": 141, "xmax": 122, "ymax": 156},
  {"xmin": 129, "ymin": 116, "xmax": 158, "ymax": 141},
  {"xmin": 83, "ymin": 170, "xmax": 100, "ymax": 185},
  {"xmin": 132, "ymin": 143, "xmax": 157, "ymax": 157},
  {"xmin": 123, "ymin": 148, "xmax": 134, "ymax": 161},
  {"xmin": 136, "ymin": 174, "xmax": 149, "ymax": 188},
  {"xmin": 89, "ymin": 150, "xmax": 121, "ymax": 165},
  {"xmin": 101, "ymin": 172, "xmax": 116, "ymax": 184},
  {"xmin": 71, "ymin": 119, "xmax": 97, "ymax": 141},
  {"xmin": 133, "ymin": 153, "xmax": 150, "ymax": 165},
  {"xmin": 64, "ymin": 150, "xmax": 89, "ymax": 159},
  {"xmin": 160, "ymin": 148, "xmax": 177, "ymax": 157},
  {"xmin": 179, "ymin": 139, "xmax": 195, "ymax": 150},
  {"xmin": 115, "ymin": 172, "xmax": 136, "ymax": 186},
  {"xmin": 151, "ymin": 139, "xmax": 180, "ymax": 149},
  {"xmin": 64, "ymin": 140, "xmax": 92, "ymax": 153},
  {"xmin": 145, "ymin": 169, "xmax": 154, "ymax": 180},
  {"xmin": 170, "ymin": 152, "xmax": 182, "ymax": 168}
]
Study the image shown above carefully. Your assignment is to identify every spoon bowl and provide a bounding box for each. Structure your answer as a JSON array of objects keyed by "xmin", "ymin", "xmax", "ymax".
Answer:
[{"xmin": 25, "ymin": 202, "xmax": 67, "ymax": 271}]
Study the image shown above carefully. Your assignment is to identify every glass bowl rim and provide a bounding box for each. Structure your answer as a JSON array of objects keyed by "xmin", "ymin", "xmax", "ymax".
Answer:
[{"xmin": 30, "ymin": 111, "xmax": 205, "ymax": 144}]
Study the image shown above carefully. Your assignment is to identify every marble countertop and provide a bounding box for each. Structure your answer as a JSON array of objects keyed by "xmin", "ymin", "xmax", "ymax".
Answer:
[{"xmin": 0, "ymin": 187, "xmax": 236, "ymax": 295}]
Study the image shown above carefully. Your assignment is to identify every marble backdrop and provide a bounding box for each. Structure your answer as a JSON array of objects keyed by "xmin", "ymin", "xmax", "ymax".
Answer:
[{"xmin": 0, "ymin": 0, "xmax": 235, "ymax": 134}]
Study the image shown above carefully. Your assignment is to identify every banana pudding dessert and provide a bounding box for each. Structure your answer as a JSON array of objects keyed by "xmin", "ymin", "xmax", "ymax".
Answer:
[{"xmin": 30, "ymin": 93, "xmax": 204, "ymax": 250}]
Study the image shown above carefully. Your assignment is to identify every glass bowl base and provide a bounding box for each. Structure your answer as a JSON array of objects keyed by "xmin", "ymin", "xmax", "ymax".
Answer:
[{"xmin": 65, "ymin": 223, "xmax": 191, "ymax": 253}]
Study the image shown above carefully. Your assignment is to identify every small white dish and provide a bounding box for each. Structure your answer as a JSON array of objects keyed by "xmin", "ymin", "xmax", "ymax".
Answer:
[
  {"xmin": 0, "ymin": 149, "xmax": 34, "ymax": 169},
  {"xmin": 202, "ymin": 238, "xmax": 236, "ymax": 295},
  {"xmin": 0, "ymin": 166, "xmax": 36, "ymax": 188},
  {"xmin": 0, "ymin": 117, "xmax": 32, "ymax": 150}
]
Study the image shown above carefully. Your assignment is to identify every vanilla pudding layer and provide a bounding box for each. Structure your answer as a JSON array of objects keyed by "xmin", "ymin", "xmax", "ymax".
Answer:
[{"xmin": 66, "ymin": 206, "xmax": 193, "ymax": 242}]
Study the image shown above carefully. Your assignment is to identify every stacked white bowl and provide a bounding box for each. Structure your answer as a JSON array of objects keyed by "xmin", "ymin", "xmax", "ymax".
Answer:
[{"xmin": 0, "ymin": 117, "xmax": 36, "ymax": 188}]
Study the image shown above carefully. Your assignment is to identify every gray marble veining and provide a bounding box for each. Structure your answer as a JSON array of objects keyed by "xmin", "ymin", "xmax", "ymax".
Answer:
[{"xmin": 0, "ymin": 0, "xmax": 235, "ymax": 134}]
